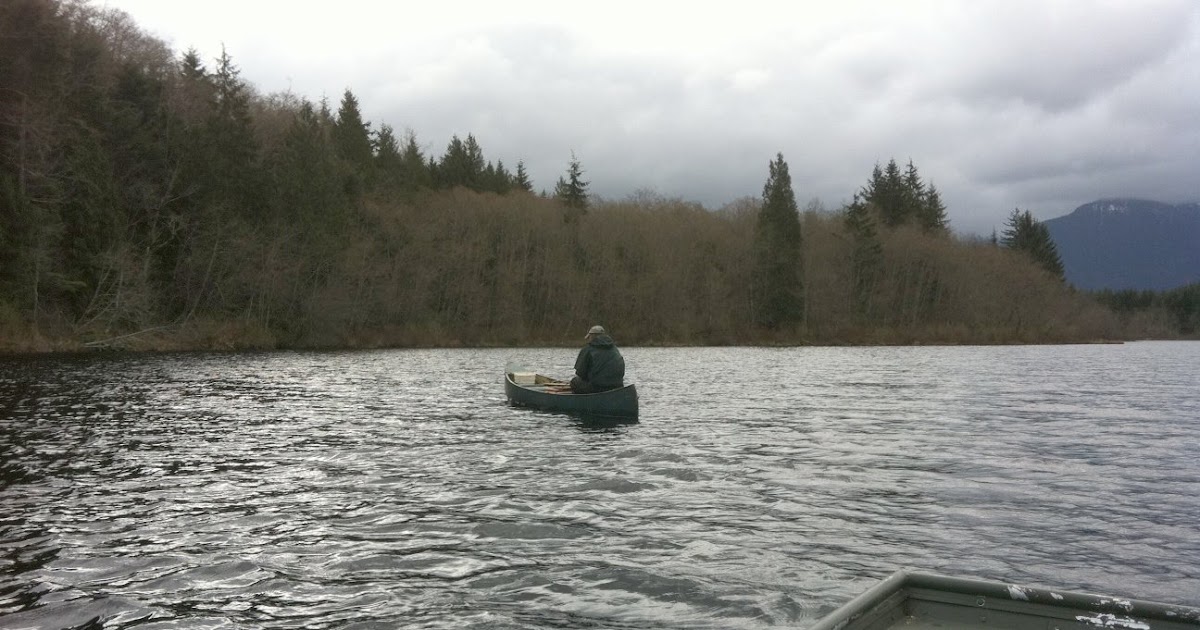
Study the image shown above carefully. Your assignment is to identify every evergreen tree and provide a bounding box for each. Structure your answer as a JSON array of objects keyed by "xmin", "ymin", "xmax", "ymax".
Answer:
[
  {"xmin": 489, "ymin": 159, "xmax": 513, "ymax": 193},
  {"xmin": 373, "ymin": 123, "xmax": 402, "ymax": 187},
  {"xmin": 514, "ymin": 160, "xmax": 533, "ymax": 192},
  {"xmin": 919, "ymin": 182, "xmax": 949, "ymax": 233},
  {"xmin": 374, "ymin": 124, "xmax": 400, "ymax": 165},
  {"xmin": 752, "ymin": 153, "xmax": 805, "ymax": 328},
  {"xmin": 200, "ymin": 46, "xmax": 259, "ymax": 213},
  {"xmin": 554, "ymin": 152, "xmax": 589, "ymax": 211},
  {"xmin": 844, "ymin": 194, "xmax": 882, "ymax": 317},
  {"xmin": 333, "ymin": 89, "xmax": 372, "ymax": 195},
  {"xmin": 180, "ymin": 47, "xmax": 206, "ymax": 79},
  {"xmin": 901, "ymin": 159, "xmax": 925, "ymax": 221},
  {"xmin": 333, "ymin": 89, "xmax": 372, "ymax": 168},
  {"xmin": 107, "ymin": 62, "xmax": 189, "ymax": 294},
  {"xmin": 857, "ymin": 160, "xmax": 903, "ymax": 226},
  {"xmin": 1001, "ymin": 209, "xmax": 1065, "ymax": 280},
  {"xmin": 267, "ymin": 100, "xmax": 344, "ymax": 226},
  {"xmin": 318, "ymin": 95, "xmax": 335, "ymax": 127},
  {"xmin": 463, "ymin": 134, "xmax": 485, "ymax": 188},
  {"xmin": 437, "ymin": 134, "xmax": 485, "ymax": 190},
  {"xmin": 1161, "ymin": 283, "xmax": 1200, "ymax": 334},
  {"xmin": 426, "ymin": 154, "xmax": 439, "ymax": 185},
  {"xmin": 400, "ymin": 131, "xmax": 432, "ymax": 191},
  {"xmin": 878, "ymin": 159, "xmax": 906, "ymax": 226},
  {"xmin": 856, "ymin": 158, "xmax": 946, "ymax": 230},
  {"xmin": 482, "ymin": 162, "xmax": 498, "ymax": 192},
  {"xmin": 174, "ymin": 47, "xmax": 213, "ymax": 129},
  {"xmin": 856, "ymin": 163, "xmax": 882, "ymax": 218},
  {"xmin": 861, "ymin": 163, "xmax": 885, "ymax": 201}
]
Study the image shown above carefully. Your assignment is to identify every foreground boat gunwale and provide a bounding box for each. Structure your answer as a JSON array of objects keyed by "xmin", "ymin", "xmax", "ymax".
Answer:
[{"xmin": 808, "ymin": 570, "xmax": 1200, "ymax": 630}]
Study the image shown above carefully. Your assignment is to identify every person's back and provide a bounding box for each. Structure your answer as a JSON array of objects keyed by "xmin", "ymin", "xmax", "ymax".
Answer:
[{"xmin": 571, "ymin": 325, "xmax": 625, "ymax": 393}]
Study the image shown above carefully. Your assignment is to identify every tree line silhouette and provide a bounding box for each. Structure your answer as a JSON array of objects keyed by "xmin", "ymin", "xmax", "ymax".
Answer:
[{"xmin": 1, "ymin": 0, "xmax": 1188, "ymax": 352}]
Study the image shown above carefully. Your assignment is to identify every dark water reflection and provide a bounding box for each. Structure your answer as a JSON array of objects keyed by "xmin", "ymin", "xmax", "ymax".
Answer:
[{"xmin": 1, "ymin": 342, "xmax": 1198, "ymax": 629}]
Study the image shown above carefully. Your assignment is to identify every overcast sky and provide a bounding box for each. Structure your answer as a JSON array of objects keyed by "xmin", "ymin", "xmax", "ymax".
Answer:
[{"xmin": 101, "ymin": 0, "xmax": 1199, "ymax": 235}]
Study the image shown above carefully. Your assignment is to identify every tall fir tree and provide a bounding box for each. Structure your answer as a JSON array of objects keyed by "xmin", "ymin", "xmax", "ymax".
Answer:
[
  {"xmin": 463, "ymin": 135, "xmax": 485, "ymax": 188},
  {"xmin": 180, "ymin": 48, "xmax": 206, "ymax": 79},
  {"xmin": 844, "ymin": 194, "xmax": 882, "ymax": 318},
  {"xmin": 175, "ymin": 45, "xmax": 209, "ymax": 83},
  {"xmin": 373, "ymin": 123, "xmax": 403, "ymax": 189},
  {"xmin": 514, "ymin": 160, "xmax": 533, "ymax": 192},
  {"xmin": 1001, "ymin": 209, "xmax": 1065, "ymax": 280},
  {"xmin": 901, "ymin": 159, "xmax": 925, "ymax": 222},
  {"xmin": 108, "ymin": 62, "xmax": 190, "ymax": 300},
  {"xmin": 878, "ymin": 159, "xmax": 906, "ymax": 226},
  {"xmin": 201, "ymin": 46, "xmax": 259, "ymax": 214},
  {"xmin": 333, "ymin": 89, "xmax": 373, "ymax": 196},
  {"xmin": 267, "ymin": 100, "xmax": 344, "ymax": 226},
  {"xmin": 489, "ymin": 159, "xmax": 513, "ymax": 193},
  {"xmin": 918, "ymin": 182, "xmax": 949, "ymax": 233},
  {"xmin": 318, "ymin": 95, "xmax": 335, "ymax": 127},
  {"xmin": 374, "ymin": 124, "xmax": 401, "ymax": 167},
  {"xmin": 856, "ymin": 158, "xmax": 949, "ymax": 231},
  {"xmin": 333, "ymin": 89, "xmax": 372, "ymax": 167},
  {"xmin": 437, "ymin": 134, "xmax": 486, "ymax": 190},
  {"xmin": 554, "ymin": 152, "xmax": 589, "ymax": 211},
  {"xmin": 400, "ymin": 131, "xmax": 432, "ymax": 191},
  {"xmin": 752, "ymin": 153, "xmax": 805, "ymax": 328}
]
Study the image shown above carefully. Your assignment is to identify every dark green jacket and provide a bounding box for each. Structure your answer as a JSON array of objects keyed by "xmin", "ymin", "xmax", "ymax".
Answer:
[{"xmin": 574, "ymin": 334, "xmax": 625, "ymax": 390}]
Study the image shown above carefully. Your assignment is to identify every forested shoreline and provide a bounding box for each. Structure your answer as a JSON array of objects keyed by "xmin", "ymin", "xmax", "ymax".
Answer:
[{"xmin": 1, "ymin": 0, "xmax": 1194, "ymax": 355}]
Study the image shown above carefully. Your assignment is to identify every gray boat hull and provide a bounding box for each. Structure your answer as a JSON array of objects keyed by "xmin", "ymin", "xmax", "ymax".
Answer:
[{"xmin": 505, "ymin": 372, "xmax": 638, "ymax": 419}]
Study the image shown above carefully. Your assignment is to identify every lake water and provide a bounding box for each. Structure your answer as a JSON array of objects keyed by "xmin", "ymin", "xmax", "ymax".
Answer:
[{"xmin": 1, "ymin": 342, "xmax": 1198, "ymax": 629}]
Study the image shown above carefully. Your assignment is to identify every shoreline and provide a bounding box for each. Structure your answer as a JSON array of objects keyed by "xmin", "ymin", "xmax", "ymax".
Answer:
[{"xmin": 3, "ymin": 329, "xmax": 1181, "ymax": 359}]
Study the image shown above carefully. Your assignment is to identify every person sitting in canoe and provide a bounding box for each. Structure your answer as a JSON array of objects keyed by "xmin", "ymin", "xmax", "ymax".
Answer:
[{"xmin": 570, "ymin": 325, "xmax": 625, "ymax": 394}]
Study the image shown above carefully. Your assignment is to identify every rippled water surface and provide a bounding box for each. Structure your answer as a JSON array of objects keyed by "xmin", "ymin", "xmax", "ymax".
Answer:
[{"xmin": 1, "ymin": 342, "xmax": 1198, "ymax": 629}]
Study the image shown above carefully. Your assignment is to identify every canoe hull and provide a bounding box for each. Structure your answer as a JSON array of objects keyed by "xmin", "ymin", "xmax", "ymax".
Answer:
[
  {"xmin": 808, "ymin": 570, "xmax": 1200, "ymax": 630},
  {"xmin": 505, "ymin": 373, "xmax": 638, "ymax": 419}
]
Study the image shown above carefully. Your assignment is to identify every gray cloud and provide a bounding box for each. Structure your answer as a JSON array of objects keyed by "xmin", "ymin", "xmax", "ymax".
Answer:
[{"xmin": 922, "ymin": 3, "xmax": 1193, "ymax": 112}]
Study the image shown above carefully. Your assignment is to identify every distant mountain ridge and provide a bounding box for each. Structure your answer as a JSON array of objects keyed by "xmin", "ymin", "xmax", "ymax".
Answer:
[{"xmin": 1044, "ymin": 199, "xmax": 1200, "ymax": 291}]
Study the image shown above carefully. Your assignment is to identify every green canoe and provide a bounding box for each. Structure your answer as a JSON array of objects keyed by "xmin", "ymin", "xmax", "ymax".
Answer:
[
  {"xmin": 809, "ymin": 570, "xmax": 1200, "ymax": 630},
  {"xmin": 505, "ymin": 372, "xmax": 638, "ymax": 419}
]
